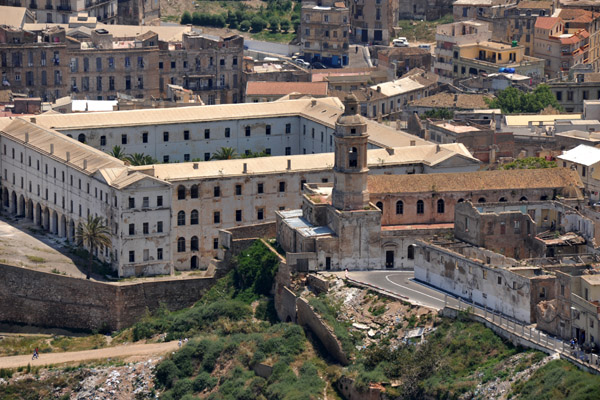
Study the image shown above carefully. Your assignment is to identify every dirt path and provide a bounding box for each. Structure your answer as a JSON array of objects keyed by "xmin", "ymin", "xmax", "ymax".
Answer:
[{"xmin": 0, "ymin": 341, "xmax": 180, "ymax": 369}]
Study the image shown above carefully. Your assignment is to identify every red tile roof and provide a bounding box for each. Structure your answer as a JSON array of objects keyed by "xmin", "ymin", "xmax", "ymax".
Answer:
[
  {"xmin": 246, "ymin": 81, "xmax": 328, "ymax": 97},
  {"xmin": 535, "ymin": 17, "xmax": 561, "ymax": 30},
  {"xmin": 559, "ymin": 8, "xmax": 594, "ymax": 23},
  {"xmin": 559, "ymin": 29, "xmax": 590, "ymax": 44}
]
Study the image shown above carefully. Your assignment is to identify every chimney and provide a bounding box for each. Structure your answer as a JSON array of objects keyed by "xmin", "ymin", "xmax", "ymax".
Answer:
[
  {"xmin": 24, "ymin": 132, "xmax": 28, "ymax": 143},
  {"xmin": 193, "ymin": 162, "xmax": 199, "ymax": 169},
  {"xmin": 50, "ymin": 144, "xmax": 54, "ymax": 154},
  {"xmin": 83, "ymin": 159, "xmax": 87, "ymax": 170},
  {"xmin": 66, "ymin": 151, "xmax": 70, "ymax": 162},
  {"xmin": 377, "ymin": 86, "xmax": 381, "ymax": 92},
  {"xmin": 311, "ymin": 99, "xmax": 317, "ymax": 106},
  {"xmin": 287, "ymin": 159, "xmax": 291, "ymax": 170},
  {"xmin": 30, "ymin": 117, "xmax": 36, "ymax": 124},
  {"xmin": 243, "ymin": 162, "xmax": 247, "ymax": 173},
  {"xmin": 436, "ymin": 144, "xmax": 441, "ymax": 153},
  {"xmin": 410, "ymin": 140, "xmax": 416, "ymax": 146}
]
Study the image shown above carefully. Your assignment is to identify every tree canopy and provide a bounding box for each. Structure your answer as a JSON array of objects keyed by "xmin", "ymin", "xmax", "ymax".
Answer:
[{"xmin": 486, "ymin": 85, "xmax": 562, "ymax": 114}]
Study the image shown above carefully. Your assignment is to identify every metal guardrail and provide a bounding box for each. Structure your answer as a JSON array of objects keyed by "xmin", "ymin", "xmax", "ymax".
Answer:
[{"xmin": 451, "ymin": 297, "xmax": 600, "ymax": 374}]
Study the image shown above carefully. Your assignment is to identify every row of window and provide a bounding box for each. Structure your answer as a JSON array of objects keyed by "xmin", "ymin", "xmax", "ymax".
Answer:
[
  {"xmin": 128, "ymin": 221, "xmax": 164, "ymax": 235},
  {"xmin": 376, "ymin": 199, "xmax": 445, "ymax": 215},
  {"xmin": 177, "ymin": 181, "xmax": 288, "ymax": 200},
  {"xmin": 210, "ymin": 208, "xmax": 266, "ymax": 224},
  {"xmin": 128, "ymin": 195, "xmax": 164, "ymax": 209},
  {"xmin": 129, "ymin": 248, "xmax": 163, "ymax": 263},
  {"xmin": 177, "ymin": 236, "xmax": 200, "ymax": 252}
]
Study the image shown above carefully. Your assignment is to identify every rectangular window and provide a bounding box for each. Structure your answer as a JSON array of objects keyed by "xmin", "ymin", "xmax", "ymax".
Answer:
[
  {"xmin": 214, "ymin": 186, "xmax": 220, "ymax": 197},
  {"xmin": 225, "ymin": 128, "xmax": 230, "ymax": 138},
  {"xmin": 163, "ymin": 131, "xmax": 169, "ymax": 142},
  {"xmin": 235, "ymin": 184, "xmax": 242, "ymax": 195},
  {"xmin": 204, "ymin": 153, "xmax": 210, "ymax": 161},
  {"xmin": 285, "ymin": 147, "xmax": 291, "ymax": 155},
  {"xmin": 285, "ymin": 123, "xmax": 291, "ymax": 134},
  {"xmin": 142, "ymin": 196, "xmax": 149, "ymax": 208},
  {"xmin": 213, "ymin": 238, "xmax": 219, "ymax": 250},
  {"xmin": 184, "ymin": 130, "xmax": 190, "ymax": 140},
  {"xmin": 129, "ymin": 251, "xmax": 135, "ymax": 263},
  {"xmin": 257, "ymin": 208, "xmax": 264, "ymax": 220},
  {"xmin": 143, "ymin": 222, "xmax": 149, "ymax": 235},
  {"xmin": 279, "ymin": 181, "xmax": 286, "ymax": 192},
  {"xmin": 129, "ymin": 223, "xmax": 135, "ymax": 235},
  {"xmin": 157, "ymin": 195, "xmax": 163, "ymax": 207},
  {"xmin": 157, "ymin": 248, "xmax": 163, "ymax": 260},
  {"xmin": 163, "ymin": 155, "xmax": 169, "ymax": 163},
  {"xmin": 266, "ymin": 125, "xmax": 271, "ymax": 135},
  {"xmin": 214, "ymin": 211, "xmax": 220, "ymax": 224},
  {"xmin": 142, "ymin": 132, "xmax": 148, "ymax": 143},
  {"xmin": 235, "ymin": 210, "xmax": 242, "ymax": 222},
  {"xmin": 157, "ymin": 221, "xmax": 163, "ymax": 233},
  {"xmin": 121, "ymin": 134, "xmax": 128, "ymax": 145},
  {"xmin": 204, "ymin": 129, "xmax": 210, "ymax": 139},
  {"xmin": 245, "ymin": 126, "xmax": 251, "ymax": 136},
  {"xmin": 129, "ymin": 197, "xmax": 135, "ymax": 209},
  {"xmin": 184, "ymin": 154, "xmax": 190, "ymax": 161},
  {"xmin": 258, "ymin": 183, "xmax": 264, "ymax": 194}
]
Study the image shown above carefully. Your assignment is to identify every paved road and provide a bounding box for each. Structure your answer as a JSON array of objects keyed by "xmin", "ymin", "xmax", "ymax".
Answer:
[
  {"xmin": 0, "ymin": 341, "xmax": 180, "ymax": 369},
  {"xmin": 344, "ymin": 270, "xmax": 460, "ymax": 310}
]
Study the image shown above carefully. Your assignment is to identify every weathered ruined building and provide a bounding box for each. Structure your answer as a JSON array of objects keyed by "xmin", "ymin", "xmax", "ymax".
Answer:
[
  {"xmin": 0, "ymin": 25, "xmax": 68, "ymax": 101},
  {"xmin": 300, "ymin": 1, "xmax": 350, "ymax": 67},
  {"xmin": 349, "ymin": 0, "xmax": 398, "ymax": 46},
  {"xmin": 0, "ymin": 22, "xmax": 243, "ymax": 103}
]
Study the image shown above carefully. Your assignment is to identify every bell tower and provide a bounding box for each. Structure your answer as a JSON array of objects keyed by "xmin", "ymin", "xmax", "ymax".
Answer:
[{"xmin": 332, "ymin": 95, "xmax": 369, "ymax": 211}]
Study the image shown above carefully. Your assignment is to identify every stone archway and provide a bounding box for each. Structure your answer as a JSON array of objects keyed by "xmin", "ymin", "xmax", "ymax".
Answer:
[
  {"xmin": 10, "ymin": 191, "xmax": 16, "ymax": 214},
  {"xmin": 59, "ymin": 214, "xmax": 67, "ymax": 238},
  {"xmin": 17, "ymin": 194, "xmax": 25, "ymax": 217},
  {"xmin": 68, "ymin": 219, "xmax": 75, "ymax": 242},
  {"xmin": 26, "ymin": 199, "xmax": 33, "ymax": 220},
  {"xmin": 34, "ymin": 202, "xmax": 41, "ymax": 226},
  {"xmin": 1, "ymin": 187, "xmax": 6, "ymax": 208},
  {"xmin": 50, "ymin": 210, "xmax": 58, "ymax": 235},
  {"xmin": 42, "ymin": 207, "xmax": 50, "ymax": 231}
]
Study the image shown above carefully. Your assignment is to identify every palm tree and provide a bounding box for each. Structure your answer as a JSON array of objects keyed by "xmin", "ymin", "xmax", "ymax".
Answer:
[
  {"xmin": 125, "ymin": 153, "xmax": 157, "ymax": 166},
  {"xmin": 108, "ymin": 145, "xmax": 127, "ymax": 160},
  {"xmin": 211, "ymin": 147, "xmax": 239, "ymax": 160},
  {"xmin": 75, "ymin": 215, "xmax": 112, "ymax": 280}
]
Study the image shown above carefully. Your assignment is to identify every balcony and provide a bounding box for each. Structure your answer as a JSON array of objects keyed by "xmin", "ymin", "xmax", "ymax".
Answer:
[
  {"xmin": 29, "ymin": 2, "xmax": 38, "ymax": 8},
  {"xmin": 45, "ymin": 3, "xmax": 52, "ymax": 9},
  {"xmin": 57, "ymin": 4, "xmax": 71, "ymax": 11}
]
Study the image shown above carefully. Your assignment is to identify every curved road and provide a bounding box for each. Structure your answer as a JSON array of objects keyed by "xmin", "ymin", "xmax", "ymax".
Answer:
[{"xmin": 344, "ymin": 270, "xmax": 460, "ymax": 310}]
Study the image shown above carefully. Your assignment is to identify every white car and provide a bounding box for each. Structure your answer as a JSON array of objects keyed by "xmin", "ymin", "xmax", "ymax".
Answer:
[
  {"xmin": 295, "ymin": 59, "xmax": 310, "ymax": 68},
  {"xmin": 393, "ymin": 37, "xmax": 409, "ymax": 47}
]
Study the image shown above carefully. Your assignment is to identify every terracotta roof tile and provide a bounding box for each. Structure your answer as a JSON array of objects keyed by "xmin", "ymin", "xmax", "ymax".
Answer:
[
  {"xmin": 367, "ymin": 168, "xmax": 583, "ymax": 194},
  {"xmin": 245, "ymin": 81, "xmax": 328, "ymax": 96},
  {"xmin": 535, "ymin": 17, "xmax": 562, "ymax": 30},
  {"xmin": 409, "ymin": 92, "xmax": 492, "ymax": 109},
  {"xmin": 559, "ymin": 8, "xmax": 594, "ymax": 23}
]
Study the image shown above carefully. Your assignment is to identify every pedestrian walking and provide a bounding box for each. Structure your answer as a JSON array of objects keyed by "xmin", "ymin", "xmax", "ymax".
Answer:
[
  {"xmin": 178, "ymin": 339, "xmax": 182, "ymax": 348},
  {"xmin": 355, "ymin": 46, "xmax": 358, "ymax": 54},
  {"xmin": 32, "ymin": 348, "xmax": 38, "ymax": 360}
]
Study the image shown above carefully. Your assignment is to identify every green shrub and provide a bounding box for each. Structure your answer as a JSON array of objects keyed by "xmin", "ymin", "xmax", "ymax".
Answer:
[
  {"xmin": 193, "ymin": 371, "xmax": 218, "ymax": 392},
  {"xmin": 250, "ymin": 16, "xmax": 267, "ymax": 32},
  {"xmin": 155, "ymin": 360, "xmax": 180, "ymax": 389},
  {"xmin": 171, "ymin": 378, "xmax": 194, "ymax": 399},
  {"xmin": 239, "ymin": 20, "xmax": 251, "ymax": 32},
  {"xmin": 180, "ymin": 11, "xmax": 192, "ymax": 25}
]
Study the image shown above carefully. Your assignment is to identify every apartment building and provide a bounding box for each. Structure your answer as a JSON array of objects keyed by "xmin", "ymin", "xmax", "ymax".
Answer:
[
  {"xmin": 349, "ymin": 0, "xmax": 398, "ymax": 45},
  {"xmin": 533, "ymin": 17, "xmax": 590, "ymax": 78},
  {"xmin": 300, "ymin": 1, "xmax": 350, "ymax": 67},
  {"xmin": 0, "ymin": 25, "xmax": 68, "ymax": 101},
  {"xmin": 434, "ymin": 20, "xmax": 492, "ymax": 84},
  {"xmin": 452, "ymin": 40, "xmax": 545, "ymax": 80},
  {"xmin": 0, "ymin": 23, "xmax": 243, "ymax": 104},
  {"xmin": 453, "ymin": 0, "xmax": 517, "ymax": 22},
  {"xmin": 506, "ymin": 1, "xmax": 554, "ymax": 57},
  {"xmin": 559, "ymin": 9, "xmax": 600, "ymax": 73},
  {"xmin": 9, "ymin": 0, "xmax": 119, "ymax": 24}
]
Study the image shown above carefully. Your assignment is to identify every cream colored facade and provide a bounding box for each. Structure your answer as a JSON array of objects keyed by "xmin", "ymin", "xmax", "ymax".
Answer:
[{"xmin": 300, "ymin": 1, "xmax": 350, "ymax": 67}]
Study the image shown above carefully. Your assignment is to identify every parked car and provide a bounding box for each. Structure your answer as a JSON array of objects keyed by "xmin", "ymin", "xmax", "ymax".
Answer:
[
  {"xmin": 311, "ymin": 62, "xmax": 327, "ymax": 69},
  {"xmin": 393, "ymin": 37, "xmax": 409, "ymax": 47},
  {"xmin": 418, "ymin": 44, "xmax": 431, "ymax": 50},
  {"xmin": 295, "ymin": 59, "xmax": 310, "ymax": 68}
]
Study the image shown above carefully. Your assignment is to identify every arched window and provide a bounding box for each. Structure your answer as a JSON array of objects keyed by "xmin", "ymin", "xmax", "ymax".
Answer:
[
  {"xmin": 77, "ymin": 133, "xmax": 86, "ymax": 143},
  {"xmin": 478, "ymin": 197, "xmax": 486, "ymax": 203},
  {"xmin": 520, "ymin": 196, "xmax": 528, "ymax": 201},
  {"xmin": 191, "ymin": 256, "xmax": 198, "ymax": 270},
  {"xmin": 177, "ymin": 185, "xmax": 186, "ymax": 200},
  {"xmin": 191, "ymin": 236, "xmax": 199, "ymax": 251},
  {"xmin": 396, "ymin": 200, "xmax": 403, "ymax": 215},
  {"xmin": 437, "ymin": 199, "xmax": 445, "ymax": 214},
  {"xmin": 190, "ymin": 209, "xmax": 199, "ymax": 225},
  {"xmin": 190, "ymin": 185, "xmax": 199, "ymax": 199},
  {"xmin": 177, "ymin": 211, "xmax": 186, "ymax": 226},
  {"xmin": 499, "ymin": 197, "xmax": 507, "ymax": 202},
  {"xmin": 417, "ymin": 200, "xmax": 424, "ymax": 214},
  {"xmin": 348, "ymin": 147, "xmax": 358, "ymax": 168},
  {"xmin": 376, "ymin": 201, "xmax": 383, "ymax": 212},
  {"xmin": 177, "ymin": 237, "xmax": 185, "ymax": 252}
]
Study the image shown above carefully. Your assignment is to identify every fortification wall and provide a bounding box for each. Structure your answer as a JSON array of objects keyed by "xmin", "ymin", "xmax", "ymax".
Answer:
[{"xmin": 0, "ymin": 264, "xmax": 214, "ymax": 331}]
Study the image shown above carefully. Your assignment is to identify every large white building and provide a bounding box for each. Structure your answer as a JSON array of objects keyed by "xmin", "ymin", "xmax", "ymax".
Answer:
[{"xmin": 0, "ymin": 98, "xmax": 481, "ymax": 276}]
